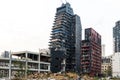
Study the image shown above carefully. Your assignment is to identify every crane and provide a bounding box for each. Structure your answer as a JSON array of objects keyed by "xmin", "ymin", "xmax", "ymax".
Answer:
[{"xmin": 60, "ymin": 0, "xmax": 67, "ymax": 4}]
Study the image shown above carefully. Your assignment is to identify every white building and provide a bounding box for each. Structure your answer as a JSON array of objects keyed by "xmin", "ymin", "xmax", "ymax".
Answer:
[
  {"xmin": 102, "ymin": 44, "xmax": 105, "ymax": 57},
  {"xmin": 112, "ymin": 53, "xmax": 120, "ymax": 77},
  {"xmin": 0, "ymin": 50, "xmax": 50, "ymax": 79}
]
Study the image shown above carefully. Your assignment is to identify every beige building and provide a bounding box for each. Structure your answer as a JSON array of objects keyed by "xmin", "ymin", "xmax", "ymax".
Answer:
[{"xmin": 101, "ymin": 56, "xmax": 112, "ymax": 76}]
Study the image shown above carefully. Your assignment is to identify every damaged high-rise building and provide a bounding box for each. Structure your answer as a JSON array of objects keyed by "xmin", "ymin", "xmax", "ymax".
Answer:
[{"xmin": 49, "ymin": 2, "xmax": 82, "ymax": 73}]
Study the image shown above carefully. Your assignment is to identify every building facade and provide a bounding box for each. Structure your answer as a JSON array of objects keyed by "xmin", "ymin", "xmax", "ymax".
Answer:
[
  {"xmin": 113, "ymin": 21, "xmax": 120, "ymax": 53},
  {"xmin": 112, "ymin": 52, "xmax": 120, "ymax": 77},
  {"xmin": 0, "ymin": 50, "xmax": 50, "ymax": 79},
  {"xmin": 112, "ymin": 53, "xmax": 120, "ymax": 77},
  {"xmin": 81, "ymin": 28, "xmax": 101, "ymax": 76},
  {"xmin": 49, "ymin": 3, "xmax": 82, "ymax": 73},
  {"xmin": 112, "ymin": 21, "xmax": 120, "ymax": 77},
  {"xmin": 101, "ymin": 56, "xmax": 112, "ymax": 76}
]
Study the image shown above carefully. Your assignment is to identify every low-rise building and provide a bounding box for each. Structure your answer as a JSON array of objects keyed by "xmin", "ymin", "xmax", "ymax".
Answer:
[
  {"xmin": 101, "ymin": 56, "xmax": 112, "ymax": 76},
  {"xmin": 0, "ymin": 50, "xmax": 50, "ymax": 79},
  {"xmin": 112, "ymin": 53, "xmax": 120, "ymax": 77}
]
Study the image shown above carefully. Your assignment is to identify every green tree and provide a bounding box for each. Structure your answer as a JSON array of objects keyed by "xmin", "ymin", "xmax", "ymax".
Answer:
[
  {"xmin": 13, "ymin": 59, "xmax": 26, "ymax": 79},
  {"xmin": 106, "ymin": 66, "xmax": 112, "ymax": 76}
]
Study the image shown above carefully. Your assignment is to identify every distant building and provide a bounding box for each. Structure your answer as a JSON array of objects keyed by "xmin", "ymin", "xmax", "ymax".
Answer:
[
  {"xmin": 101, "ymin": 56, "xmax": 112, "ymax": 76},
  {"xmin": 0, "ymin": 51, "xmax": 10, "ymax": 58},
  {"xmin": 0, "ymin": 50, "xmax": 50, "ymax": 79},
  {"xmin": 39, "ymin": 49, "xmax": 50, "ymax": 55},
  {"xmin": 113, "ymin": 21, "xmax": 120, "ymax": 53},
  {"xmin": 102, "ymin": 44, "xmax": 105, "ymax": 57},
  {"xmin": 112, "ymin": 53, "xmax": 120, "ymax": 77},
  {"xmin": 112, "ymin": 20, "xmax": 120, "ymax": 77},
  {"xmin": 49, "ymin": 2, "xmax": 82, "ymax": 73},
  {"xmin": 81, "ymin": 28, "xmax": 101, "ymax": 76}
]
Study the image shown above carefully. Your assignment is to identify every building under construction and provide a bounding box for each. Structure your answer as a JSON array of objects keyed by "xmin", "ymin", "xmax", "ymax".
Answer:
[
  {"xmin": 81, "ymin": 28, "xmax": 101, "ymax": 76},
  {"xmin": 0, "ymin": 50, "xmax": 50, "ymax": 79}
]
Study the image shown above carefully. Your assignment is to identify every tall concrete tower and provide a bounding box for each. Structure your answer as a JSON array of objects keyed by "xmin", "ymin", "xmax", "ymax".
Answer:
[
  {"xmin": 49, "ymin": 2, "xmax": 82, "ymax": 73},
  {"xmin": 102, "ymin": 44, "xmax": 105, "ymax": 57}
]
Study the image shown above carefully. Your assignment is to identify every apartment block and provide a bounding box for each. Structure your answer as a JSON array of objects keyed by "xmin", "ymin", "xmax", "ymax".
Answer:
[{"xmin": 81, "ymin": 28, "xmax": 101, "ymax": 76}]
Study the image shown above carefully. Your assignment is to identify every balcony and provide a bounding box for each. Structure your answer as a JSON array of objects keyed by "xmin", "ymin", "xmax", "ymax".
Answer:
[
  {"xmin": 0, "ymin": 62, "xmax": 9, "ymax": 69},
  {"xmin": 28, "ymin": 62, "xmax": 38, "ymax": 70}
]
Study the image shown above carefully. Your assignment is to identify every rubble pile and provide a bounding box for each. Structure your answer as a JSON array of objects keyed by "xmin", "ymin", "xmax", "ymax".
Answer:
[{"xmin": 27, "ymin": 72, "xmax": 79, "ymax": 80}]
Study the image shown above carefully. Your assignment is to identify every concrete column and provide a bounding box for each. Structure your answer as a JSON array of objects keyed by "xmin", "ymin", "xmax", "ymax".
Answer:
[
  {"xmin": 25, "ymin": 52, "xmax": 28, "ymax": 79},
  {"xmin": 9, "ymin": 51, "xmax": 12, "ymax": 79},
  {"xmin": 38, "ymin": 52, "xmax": 40, "ymax": 73},
  {"xmin": 48, "ymin": 64, "xmax": 50, "ymax": 71}
]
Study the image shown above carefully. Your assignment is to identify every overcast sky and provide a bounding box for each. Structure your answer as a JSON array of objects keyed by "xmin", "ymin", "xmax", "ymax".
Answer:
[{"xmin": 0, "ymin": 0, "xmax": 120, "ymax": 56}]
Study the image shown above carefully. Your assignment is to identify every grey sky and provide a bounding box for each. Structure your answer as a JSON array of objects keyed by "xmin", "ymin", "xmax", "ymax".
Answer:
[{"xmin": 0, "ymin": 0, "xmax": 120, "ymax": 56}]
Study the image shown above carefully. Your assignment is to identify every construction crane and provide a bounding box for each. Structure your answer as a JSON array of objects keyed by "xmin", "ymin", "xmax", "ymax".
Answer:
[{"xmin": 60, "ymin": 0, "xmax": 67, "ymax": 4}]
